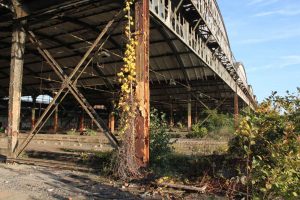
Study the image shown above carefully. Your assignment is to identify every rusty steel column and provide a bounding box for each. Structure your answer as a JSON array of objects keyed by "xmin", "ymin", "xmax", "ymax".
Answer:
[
  {"xmin": 31, "ymin": 97, "xmax": 36, "ymax": 130},
  {"xmin": 108, "ymin": 112, "xmax": 115, "ymax": 133},
  {"xmin": 91, "ymin": 120, "xmax": 94, "ymax": 130},
  {"xmin": 135, "ymin": 0, "xmax": 150, "ymax": 167},
  {"xmin": 170, "ymin": 102, "xmax": 174, "ymax": 128},
  {"xmin": 194, "ymin": 101, "xmax": 198, "ymax": 124},
  {"xmin": 7, "ymin": 15, "xmax": 26, "ymax": 157},
  {"xmin": 187, "ymin": 94, "xmax": 192, "ymax": 132},
  {"xmin": 234, "ymin": 84, "xmax": 239, "ymax": 129},
  {"xmin": 79, "ymin": 113, "xmax": 84, "ymax": 133},
  {"xmin": 53, "ymin": 106, "xmax": 59, "ymax": 133}
]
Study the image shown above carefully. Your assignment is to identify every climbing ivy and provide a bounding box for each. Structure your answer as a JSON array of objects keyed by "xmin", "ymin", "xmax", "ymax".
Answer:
[
  {"xmin": 115, "ymin": 0, "xmax": 141, "ymax": 180},
  {"xmin": 117, "ymin": 0, "xmax": 137, "ymax": 135}
]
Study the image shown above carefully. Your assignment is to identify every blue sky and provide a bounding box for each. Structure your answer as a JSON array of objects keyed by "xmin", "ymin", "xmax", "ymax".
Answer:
[{"xmin": 218, "ymin": 0, "xmax": 300, "ymax": 101}]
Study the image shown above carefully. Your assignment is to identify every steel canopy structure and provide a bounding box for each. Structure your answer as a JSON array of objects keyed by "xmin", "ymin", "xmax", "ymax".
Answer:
[{"xmin": 0, "ymin": 0, "xmax": 256, "ymax": 162}]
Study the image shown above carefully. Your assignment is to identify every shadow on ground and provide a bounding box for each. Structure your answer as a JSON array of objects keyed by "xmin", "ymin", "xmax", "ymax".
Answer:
[{"xmin": 38, "ymin": 169, "xmax": 141, "ymax": 200}]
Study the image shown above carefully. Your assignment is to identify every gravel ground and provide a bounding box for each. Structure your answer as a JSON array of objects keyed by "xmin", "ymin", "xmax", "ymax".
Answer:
[
  {"xmin": 0, "ymin": 163, "xmax": 141, "ymax": 200},
  {"xmin": 0, "ymin": 163, "xmax": 225, "ymax": 200}
]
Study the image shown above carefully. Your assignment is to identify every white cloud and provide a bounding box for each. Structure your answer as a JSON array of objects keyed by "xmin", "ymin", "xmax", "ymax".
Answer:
[
  {"xmin": 280, "ymin": 55, "xmax": 300, "ymax": 68},
  {"xmin": 248, "ymin": 55, "xmax": 300, "ymax": 72},
  {"xmin": 254, "ymin": 8, "xmax": 300, "ymax": 17},
  {"xmin": 247, "ymin": 0, "xmax": 279, "ymax": 6},
  {"xmin": 239, "ymin": 28, "xmax": 300, "ymax": 44}
]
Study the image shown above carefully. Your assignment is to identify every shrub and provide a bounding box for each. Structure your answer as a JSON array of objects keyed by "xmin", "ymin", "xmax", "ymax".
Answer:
[
  {"xmin": 150, "ymin": 109, "xmax": 173, "ymax": 165},
  {"xmin": 176, "ymin": 121, "xmax": 186, "ymax": 130},
  {"xmin": 204, "ymin": 109, "xmax": 233, "ymax": 133},
  {"xmin": 187, "ymin": 123, "xmax": 208, "ymax": 138},
  {"xmin": 66, "ymin": 129, "xmax": 77, "ymax": 135},
  {"xmin": 86, "ymin": 129, "xmax": 97, "ymax": 136},
  {"xmin": 229, "ymin": 89, "xmax": 300, "ymax": 199},
  {"xmin": 190, "ymin": 110, "xmax": 234, "ymax": 140}
]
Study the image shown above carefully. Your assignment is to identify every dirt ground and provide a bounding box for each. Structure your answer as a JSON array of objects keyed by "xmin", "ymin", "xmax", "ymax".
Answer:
[
  {"xmin": 0, "ymin": 163, "xmax": 225, "ymax": 200},
  {"xmin": 0, "ymin": 163, "xmax": 142, "ymax": 200}
]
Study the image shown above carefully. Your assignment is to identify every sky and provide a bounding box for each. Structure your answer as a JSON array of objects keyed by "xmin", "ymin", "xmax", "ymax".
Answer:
[{"xmin": 218, "ymin": 0, "xmax": 300, "ymax": 101}]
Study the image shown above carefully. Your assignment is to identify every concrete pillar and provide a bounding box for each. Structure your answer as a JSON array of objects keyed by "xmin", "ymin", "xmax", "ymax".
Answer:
[
  {"xmin": 108, "ymin": 112, "xmax": 115, "ymax": 133},
  {"xmin": 187, "ymin": 95, "xmax": 192, "ymax": 132},
  {"xmin": 7, "ymin": 19, "xmax": 26, "ymax": 156},
  {"xmin": 135, "ymin": 0, "xmax": 150, "ymax": 167}
]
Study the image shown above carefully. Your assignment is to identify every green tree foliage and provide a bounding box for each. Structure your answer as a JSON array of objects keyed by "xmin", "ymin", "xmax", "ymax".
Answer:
[{"xmin": 229, "ymin": 89, "xmax": 300, "ymax": 199}]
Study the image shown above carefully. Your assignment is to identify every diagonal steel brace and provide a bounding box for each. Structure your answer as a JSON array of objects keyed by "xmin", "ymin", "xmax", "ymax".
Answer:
[{"xmin": 16, "ymin": 13, "xmax": 121, "ymax": 157}]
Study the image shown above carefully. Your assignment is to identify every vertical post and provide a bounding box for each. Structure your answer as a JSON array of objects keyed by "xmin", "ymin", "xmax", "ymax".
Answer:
[
  {"xmin": 7, "ymin": 10, "xmax": 26, "ymax": 156},
  {"xmin": 135, "ymin": 0, "xmax": 150, "ymax": 167},
  {"xmin": 194, "ymin": 101, "xmax": 198, "ymax": 124},
  {"xmin": 31, "ymin": 96, "xmax": 36, "ymax": 130},
  {"xmin": 79, "ymin": 113, "xmax": 84, "ymax": 133},
  {"xmin": 53, "ymin": 106, "xmax": 58, "ymax": 133},
  {"xmin": 91, "ymin": 120, "xmax": 94, "ymax": 130},
  {"xmin": 234, "ymin": 84, "xmax": 239, "ymax": 129},
  {"xmin": 170, "ymin": 101, "xmax": 174, "ymax": 128},
  {"xmin": 187, "ymin": 94, "xmax": 192, "ymax": 132},
  {"xmin": 108, "ymin": 112, "xmax": 115, "ymax": 133}
]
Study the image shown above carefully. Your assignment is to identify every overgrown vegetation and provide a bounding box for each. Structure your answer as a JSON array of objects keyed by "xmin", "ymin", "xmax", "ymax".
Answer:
[
  {"xmin": 187, "ymin": 109, "xmax": 234, "ymax": 140},
  {"xmin": 66, "ymin": 129, "xmax": 97, "ymax": 136},
  {"xmin": 229, "ymin": 89, "xmax": 300, "ymax": 199},
  {"xmin": 115, "ymin": 0, "xmax": 141, "ymax": 180},
  {"xmin": 150, "ymin": 109, "xmax": 173, "ymax": 166},
  {"xmin": 188, "ymin": 125, "xmax": 208, "ymax": 138}
]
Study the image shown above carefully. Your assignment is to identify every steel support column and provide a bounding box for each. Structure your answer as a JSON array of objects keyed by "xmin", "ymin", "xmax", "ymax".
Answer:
[
  {"xmin": 170, "ymin": 101, "xmax": 174, "ymax": 128},
  {"xmin": 194, "ymin": 101, "xmax": 198, "ymax": 124},
  {"xmin": 135, "ymin": 0, "xmax": 150, "ymax": 167},
  {"xmin": 7, "ymin": 15, "xmax": 26, "ymax": 157},
  {"xmin": 234, "ymin": 84, "xmax": 239, "ymax": 129},
  {"xmin": 53, "ymin": 106, "xmax": 59, "ymax": 133},
  {"xmin": 31, "ymin": 97, "xmax": 36, "ymax": 130},
  {"xmin": 187, "ymin": 94, "xmax": 192, "ymax": 132},
  {"xmin": 79, "ymin": 113, "xmax": 84, "ymax": 133},
  {"xmin": 108, "ymin": 112, "xmax": 115, "ymax": 133}
]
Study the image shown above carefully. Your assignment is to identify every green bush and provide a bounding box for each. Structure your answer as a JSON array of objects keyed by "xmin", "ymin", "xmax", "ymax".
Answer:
[
  {"xmin": 204, "ymin": 109, "xmax": 233, "ymax": 133},
  {"xmin": 66, "ymin": 129, "xmax": 77, "ymax": 135},
  {"xmin": 86, "ymin": 129, "xmax": 97, "ymax": 136},
  {"xmin": 229, "ymin": 89, "xmax": 300, "ymax": 199},
  {"xmin": 150, "ymin": 108, "xmax": 173, "ymax": 165},
  {"xmin": 188, "ymin": 110, "xmax": 234, "ymax": 140},
  {"xmin": 187, "ymin": 123, "xmax": 208, "ymax": 138}
]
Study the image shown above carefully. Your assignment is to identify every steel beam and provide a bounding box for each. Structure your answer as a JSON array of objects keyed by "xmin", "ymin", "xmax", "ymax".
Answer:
[
  {"xmin": 135, "ymin": 0, "xmax": 150, "ymax": 167},
  {"xmin": 15, "ymin": 13, "xmax": 121, "ymax": 156}
]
